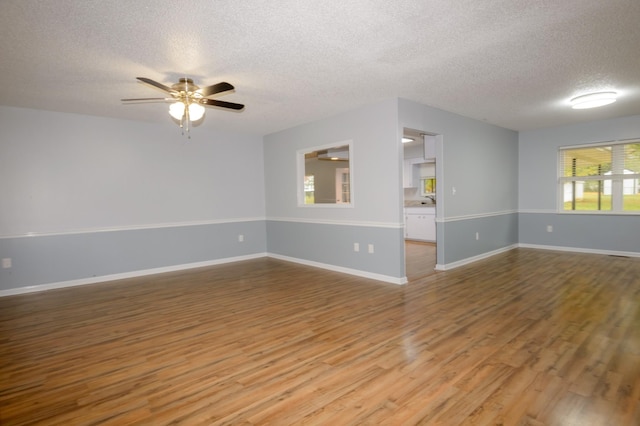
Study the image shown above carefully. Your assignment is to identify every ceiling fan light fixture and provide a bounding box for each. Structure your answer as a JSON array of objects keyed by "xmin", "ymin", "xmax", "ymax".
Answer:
[
  {"xmin": 169, "ymin": 102, "xmax": 205, "ymax": 121},
  {"xmin": 124, "ymin": 77, "xmax": 243, "ymax": 138},
  {"xmin": 188, "ymin": 103, "xmax": 205, "ymax": 121},
  {"xmin": 169, "ymin": 102, "xmax": 185, "ymax": 120},
  {"xmin": 570, "ymin": 91, "xmax": 617, "ymax": 109}
]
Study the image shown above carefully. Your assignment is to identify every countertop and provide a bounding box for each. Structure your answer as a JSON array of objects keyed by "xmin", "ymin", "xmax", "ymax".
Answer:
[
  {"xmin": 404, "ymin": 201, "xmax": 435, "ymax": 208},
  {"xmin": 404, "ymin": 200, "xmax": 436, "ymax": 207}
]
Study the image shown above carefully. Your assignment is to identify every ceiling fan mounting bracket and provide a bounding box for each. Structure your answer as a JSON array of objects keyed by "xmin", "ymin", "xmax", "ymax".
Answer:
[{"xmin": 171, "ymin": 78, "xmax": 202, "ymax": 101}]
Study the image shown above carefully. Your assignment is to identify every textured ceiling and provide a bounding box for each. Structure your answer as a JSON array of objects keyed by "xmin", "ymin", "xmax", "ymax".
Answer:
[{"xmin": 1, "ymin": 0, "xmax": 639, "ymax": 135}]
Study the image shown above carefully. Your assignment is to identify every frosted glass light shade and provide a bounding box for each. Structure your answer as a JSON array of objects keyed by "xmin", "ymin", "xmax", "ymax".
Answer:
[
  {"xmin": 169, "ymin": 102, "xmax": 185, "ymax": 120},
  {"xmin": 188, "ymin": 103, "xmax": 205, "ymax": 121},
  {"xmin": 570, "ymin": 92, "xmax": 617, "ymax": 109}
]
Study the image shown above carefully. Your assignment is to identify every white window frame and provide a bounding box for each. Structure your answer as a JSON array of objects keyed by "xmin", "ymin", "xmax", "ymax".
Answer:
[
  {"xmin": 296, "ymin": 140, "xmax": 354, "ymax": 208},
  {"xmin": 558, "ymin": 139, "xmax": 640, "ymax": 214}
]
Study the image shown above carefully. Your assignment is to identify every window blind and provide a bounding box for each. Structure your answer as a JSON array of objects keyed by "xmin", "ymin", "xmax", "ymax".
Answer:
[{"xmin": 558, "ymin": 140, "xmax": 640, "ymax": 212}]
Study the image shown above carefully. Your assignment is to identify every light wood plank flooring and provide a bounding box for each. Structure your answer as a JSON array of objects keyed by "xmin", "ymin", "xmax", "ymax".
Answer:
[
  {"xmin": 405, "ymin": 240, "xmax": 436, "ymax": 279},
  {"xmin": 1, "ymin": 248, "xmax": 639, "ymax": 425}
]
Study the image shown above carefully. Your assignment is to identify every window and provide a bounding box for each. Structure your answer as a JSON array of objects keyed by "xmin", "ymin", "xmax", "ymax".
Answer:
[
  {"xmin": 421, "ymin": 177, "xmax": 436, "ymax": 196},
  {"xmin": 559, "ymin": 140, "xmax": 640, "ymax": 212},
  {"xmin": 297, "ymin": 142, "xmax": 353, "ymax": 207},
  {"xmin": 304, "ymin": 175, "xmax": 315, "ymax": 204}
]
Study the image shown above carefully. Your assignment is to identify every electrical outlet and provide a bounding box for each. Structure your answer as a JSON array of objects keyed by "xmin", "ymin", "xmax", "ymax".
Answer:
[
  {"xmin": 368, "ymin": 244, "xmax": 374, "ymax": 254},
  {"xmin": 2, "ymin": 258, "xmax": 11, "ymax": 269},
  {"xmin": 475, "ymin": 232, "xmax": 479, "ymax": 240},
  {"xmin": 354, "ymin": 242, "xmax": 360, "ymax": 252},
  {"xmin": 238, "ymin": 234, "xmax": 244, "ymax": 242},
  {"xmin": 547, "ymin": 225, "xmax": 553, "ymax": 233}
]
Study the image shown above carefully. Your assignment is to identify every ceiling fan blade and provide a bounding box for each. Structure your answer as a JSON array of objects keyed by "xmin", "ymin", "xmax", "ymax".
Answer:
[
  {"xmin": 136, "ymin": 77, "xmax": 177, "ymax": 94},
  {"xmin": 197, "ymin": 82, "xmax": 235, "ymax": 97},
  {"xmin": 198, "ymin": 98, "xmax": 244, "ymax": 111}
]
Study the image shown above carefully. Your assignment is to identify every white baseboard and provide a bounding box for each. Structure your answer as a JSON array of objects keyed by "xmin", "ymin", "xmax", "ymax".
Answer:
[
  {"xmin": 0, "ymin": 251, "xmax": 408, "ymax": 296},
  {"xmin": 0, "ymin": 253, "xmax": 267, "ymax": 297},
  {"xmin": 4, "ymin": 243, "xmax": 634, "ymax": 297},
  {"xmin": 267, "ymin": 253, "xmax": 408, "ymax": 285},
  {"xmin": 435, "ymin": 244, "xmax": 519, "ymax": 271},
  {"xmin": 517, "ymin": 243, "xmax": 640, "ymax": 258},
  {"xmin": 4, "ymin": 242, "xmax": 636, "ymax": 297},
  {"xmin": 434, "ymin": 243, "xmax": 640, "ymax": 273}
]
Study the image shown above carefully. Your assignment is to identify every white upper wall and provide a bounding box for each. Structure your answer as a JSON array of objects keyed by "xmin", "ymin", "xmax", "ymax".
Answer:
[
  {"xmin": 0, "ymin": 106, "xmax": 265, "ymax": 236},
  {"xmin": 519, "ymin": 115, "xmax": 640, "ymax": 212},
  {"xmin": 399, "ymin": 99, "xmax": 519, "ymax": 219},
  {"xmin": 263, "ymin": 99, "xmax": 402, "ymax": 225}
]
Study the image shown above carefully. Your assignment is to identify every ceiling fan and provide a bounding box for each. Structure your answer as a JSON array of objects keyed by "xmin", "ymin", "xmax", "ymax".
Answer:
[{"xmin": 121, "ymin": 77, "xmax": 244, "ymax": 137}]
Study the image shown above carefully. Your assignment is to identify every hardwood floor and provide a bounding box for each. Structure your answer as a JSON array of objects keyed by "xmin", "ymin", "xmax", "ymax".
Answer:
[
  {"xmin": 405, "ymin": 240, "xmax": 437, "ymax": 279},
  {"xmin": 1, "ymin": 248, "xmax": 639, "ymax": 425}
]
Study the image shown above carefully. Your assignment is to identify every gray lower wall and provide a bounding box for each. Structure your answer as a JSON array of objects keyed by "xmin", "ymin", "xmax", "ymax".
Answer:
[
  {"xmin": 438, "ymin": 213, "xmax": 519, "ymax": 265},
  {"xmin": 8, "ymin": 211, "xmax": 639, "ymax": 293},
  {"xmin": 266, "ymin": 220, "xmax": 405, "ymax": 279},
  {"xmin": 0, "ymin": 221, "xmax": 267, "ymax": 291},
  {"xmin": 519, "ymin": 213, "xmax": 640, "ymax": 254}
]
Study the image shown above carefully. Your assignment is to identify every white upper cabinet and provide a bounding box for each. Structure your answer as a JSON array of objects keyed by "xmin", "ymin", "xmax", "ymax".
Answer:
[
  {"xmin": 424, "ymin": 134, "xmax": 436, "ymax": 160},
  {"xmin": 419, "ymin": 162, "xmax": 436, "ymax": 178},
  {"xmin": 403, "ymin": 158, "xmax": 421, "ymax": 188}
]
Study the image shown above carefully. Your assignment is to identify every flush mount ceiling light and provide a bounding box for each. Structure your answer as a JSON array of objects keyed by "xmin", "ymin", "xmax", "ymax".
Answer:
[
  {"xmin": 570, "ymin": 91, "xmax": 617, "ymax": 109},
  {"xmin": 402, "ymin": 137, "xmax": 414, "ymax": 143},
  {"xmin": 122, "ymin": 77, "xmax": 244, "ymax": 138}
]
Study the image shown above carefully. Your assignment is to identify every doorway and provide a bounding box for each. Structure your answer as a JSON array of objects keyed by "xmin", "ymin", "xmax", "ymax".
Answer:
[
  {"xmin": 402, "ymin": 127, "xmax": 439, "ymax": 279},
  {"xmin": 335, "ymin": 168, "xmax": 350, "ymax": 204},
  {"xmin": 405, "ymin": 241, "xmax": 437, "ymax": 279}
]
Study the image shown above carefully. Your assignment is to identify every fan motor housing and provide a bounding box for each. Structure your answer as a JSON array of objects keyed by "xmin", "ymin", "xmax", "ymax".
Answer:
[{"xmin": 172, "ymin": 78, "xmax": 200, "ymax": 94}]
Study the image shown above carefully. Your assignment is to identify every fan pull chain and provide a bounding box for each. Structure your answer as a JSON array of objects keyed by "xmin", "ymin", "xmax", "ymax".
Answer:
[
  {"xmin": 177, "ymin": 110, "xmax": 192, "ymax": 139},
  {"xmin": 184, "ymin": 105, "xmax": 191, "ymax": 139}
]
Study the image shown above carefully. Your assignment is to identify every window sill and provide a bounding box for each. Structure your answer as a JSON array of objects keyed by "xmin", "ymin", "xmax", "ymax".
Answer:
[{"xmin": 556, "ymin": 210, "xmax": 640, "ymax": 216}]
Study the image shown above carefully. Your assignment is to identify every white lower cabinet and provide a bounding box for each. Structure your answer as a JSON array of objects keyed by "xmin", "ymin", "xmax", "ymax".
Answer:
[{"xmin": 405, "ymin": 208, "xmax": 435, "ymax": 241}]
